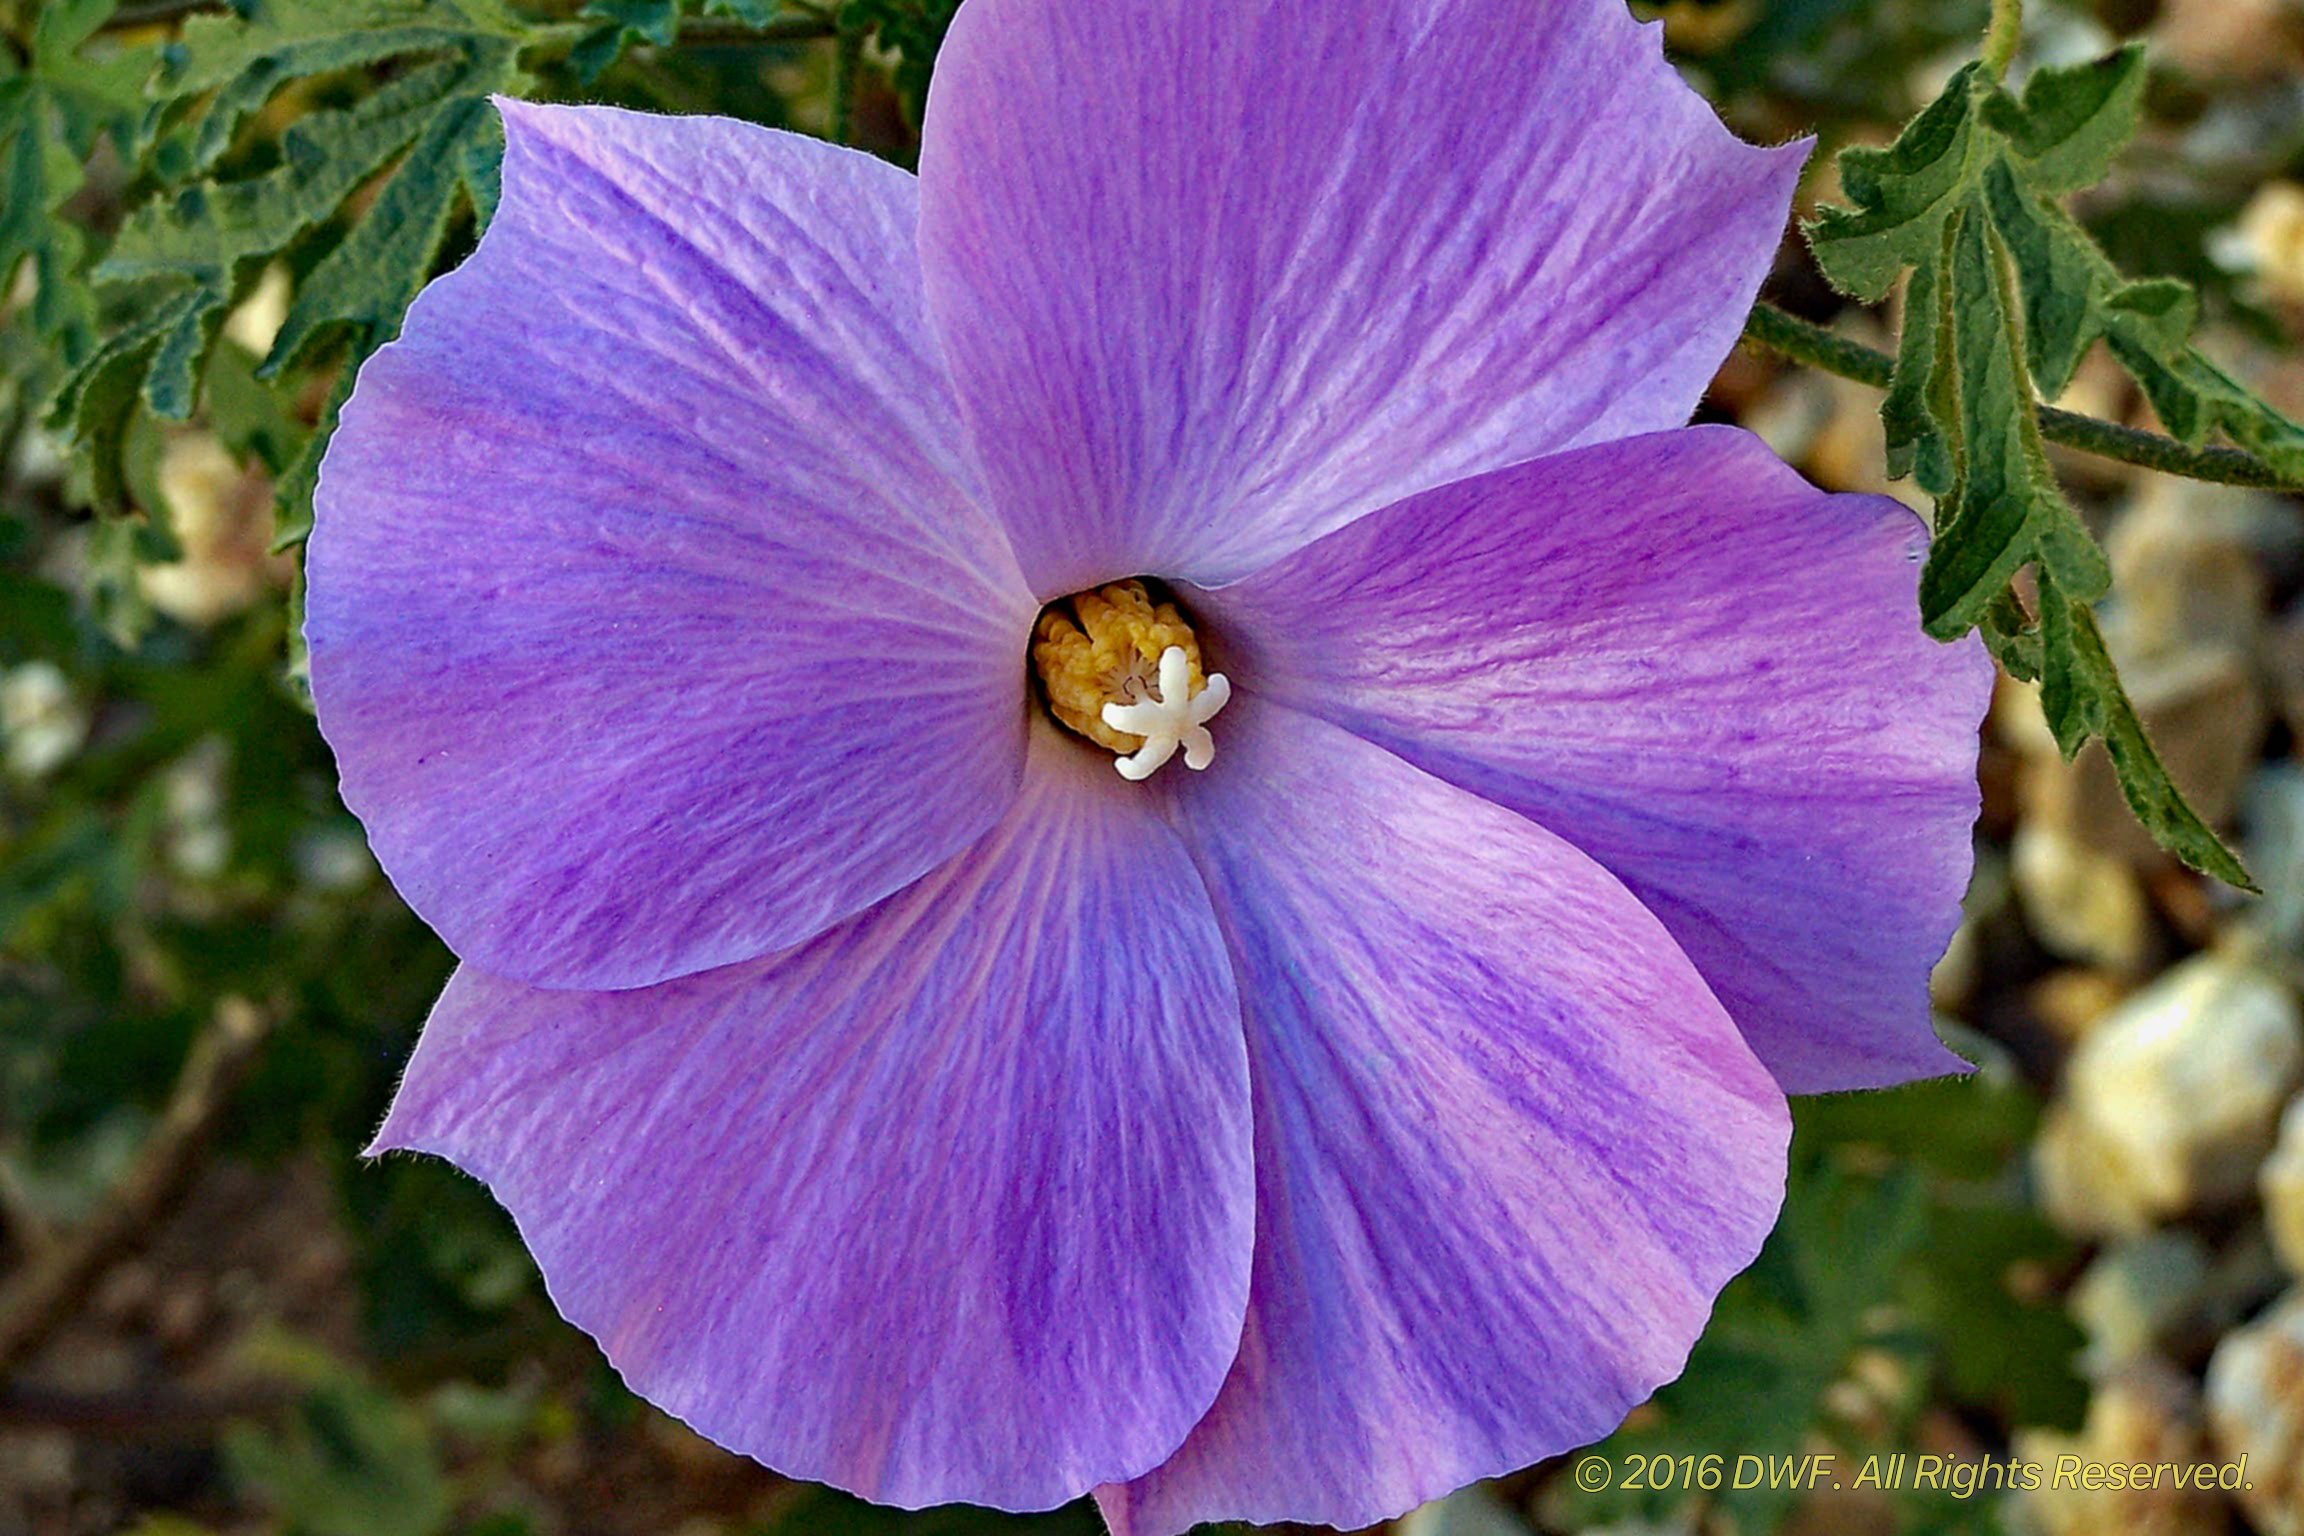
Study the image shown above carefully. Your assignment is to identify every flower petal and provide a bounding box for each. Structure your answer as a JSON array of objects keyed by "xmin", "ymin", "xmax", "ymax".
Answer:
[
  {"xmin": 1196, "ymin": 426, "xmax": 1991, "ymax": 1093},
  {"xmin": 370, "ymin": 723, "xmax": 1254, "ymax": 1511},
  {"xmin": 309, "ymin": 102, "xmax": 1035, "ymax": 989},
  {"xmin": 917, "ymin": 0, "xmax": 1803, "ymax": 595},
  {"xmin": 1097, "ymin": 702, "xmax": 1788, "ymax": 1534}
]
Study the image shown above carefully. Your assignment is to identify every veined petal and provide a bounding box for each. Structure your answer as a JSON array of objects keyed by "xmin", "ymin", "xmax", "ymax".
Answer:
[
  {"xmin": 308, "ymin": 101, "xmax": 1035, "ymax": 990},
  {"xmin": 1196, "ymin": 427, "xmax": 1990, "ymax": 1093},
  {"xmin": 370, "ymin": 722, "xmax": 1254, "ymax": 1511},
  {"xmin": 1097, "ymin": 702, "xmax": 1788, "ymax": 1534},
  {"xmin": 917, "ymin": 0, "xmax": 1803, "ymax": 596}
]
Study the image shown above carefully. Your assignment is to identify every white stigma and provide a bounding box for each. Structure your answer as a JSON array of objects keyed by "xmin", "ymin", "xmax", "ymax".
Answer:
[{"xmin": 1101, "ymin": 645, "xmax": 1231, "ymax": 782}]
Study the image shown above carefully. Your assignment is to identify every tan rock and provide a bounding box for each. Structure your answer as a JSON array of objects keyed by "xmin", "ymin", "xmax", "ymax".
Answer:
[
  {"xmin": 2152, "ymin": 0, "xmax": 2304, "ymax": 81},
  {"xmin": 138, "ymin": 432, "xmax": 292, "ymax": 626},
  {"xmin": 2105, "ymin": 479, "xmax": 2274, "ymax": 664},
  {"xmin": 2015, "ymin": 1359, "xmax": 2231, "ymax": 1536},
  {"xmin": 2013, "ymin": 822, "xmax": 2154, "ymax": 974},
  {"xmin": 2075, "ymin": 1232, "xmax": 2214, "ymax": 1370},
  {"xmin": 2264, "ymin": 1099, "xmax": 2304, "ymax": 1278},
  {"xmin": 2208, "ymin": 1289, "xmax": 2304, "ymax": 1534},
  {"xmin": 2029, "ymin": 968, "xmax": 2131, "ymax": 1047},
  {"xmin": 0, "ymin": 661, "xmax": 87, "ymax": 778},
  {"xmin": 2035, "ymin": 954, "xmax": 2302, "ymax": 1236}
]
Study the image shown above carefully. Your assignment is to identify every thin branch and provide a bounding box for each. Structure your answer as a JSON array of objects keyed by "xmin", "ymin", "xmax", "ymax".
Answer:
[
  {"xmin": 0, "ymin": 1381, "xmax": 293, "ymax": 1434},
  {"xmin": 1982, "ymin": 0, "xmax": 2023, "ymax": 80},
  {"xmin": 1740, "ymin": 302, "xmax": 2304, "ymax": 493},
  {"xmin": 671, "ymin": 15, "xmax": 839, "ymax": 48},
  {"xmin": 0, "ymin": 1157, "xmax": 56, "ymax": 1261},
  {"xmin": 0, "ymin": 998, "xmax": 274, "ymax": 1380}
]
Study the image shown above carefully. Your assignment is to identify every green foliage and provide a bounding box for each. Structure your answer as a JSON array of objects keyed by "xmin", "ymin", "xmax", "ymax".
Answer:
[
  {"xmin": 1807, "ymin": 46, "xmax": 2270, "ymax": 888},
  {"xmin": 64, "ymin": 0, "xmax": 530, "ymax": 544},
  {"xmin": 6, "ymin": 0, "xmax": 933, "ymax": 577},
  {"xmin": 224, "ymin": 1347, "xmax": 453, "ymax": 1536},
  {"xmin": 569, "ymin": 0, "xmax": 801, "ymax": 85},
  {"xmin": 839, "ymin": 0, "xmax": 961, "ymax": 122},
  {"xmin": 1555, "ymin": 1161, "xmax": 1934, "ymax": 1533},
  {"xmin": 1690, "ymin": 0, "xmax": 1993, "ymax": 118},
  {"xmin": 0, "ymin": 0, "xmax": 150, "ymax": 361}
]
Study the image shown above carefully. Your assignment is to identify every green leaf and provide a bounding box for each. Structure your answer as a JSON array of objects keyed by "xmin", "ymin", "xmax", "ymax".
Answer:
[
  {"xmin": 1979, "ymin": 586, "xmax": 2042, "ymax": 681},
  {"xmin": 1906, "ymin": 1190, "xmax": 2086, "ymax": 1428},
  {"xmin": 101, "ymin": 54, "xmax": 493, "ymax": 295},
  {"xmin": 203, "ymin": 341, "xmax": 308, "ymax": 476},
  {"xmin": 842, "ymin": 0, "xmax": 964, "ymax": 123},
  {"xmin": 265, "ymin": 94, "xmax": 498, "ymax": 373},
  {"xmin": 2117, "ymin": 344, "xmax": 2304, "ymax": 481},
  {"xmin": 271, "ymin": 361, "xmax": 361, "ymax": 553},
  {"xmin": 61, "ymin": 1, "xmax": 529, "ymax": 536},
  {"xmin": 1804, "ymin": 45, "xmax": 2264, "ymax": 886},
  {"xmin": 1917, "ymin": 200, "xmax": 2106, "ymax": 637},
  {"xmin": 1, "ymin": 7, "xmax": 155, "ymax": 362},
  {"xmin": 48, "ymin": 281, "xmax": 206, "ymax": 509},
  {"xmin": 2035, "ymin": 571, "xmax": 2256, "ymax": 888},
  {"xmin": 1882, "ymin": 255, "xmax": 1949, "ymax": 489},
  {"xmin": 573, "ymin": 0, "xmax": 683, "ymax": 82},
  {"xmin": 1807, "ymin": 64, "xmax": 1986, "ymax": 303},
  {"xmin": 1980, "ymin": 42, "xmax": 2147, "ymax": 195},
  {"xmin": 159, "ymin": 0, "xmax": 525, "ymax": 106}
]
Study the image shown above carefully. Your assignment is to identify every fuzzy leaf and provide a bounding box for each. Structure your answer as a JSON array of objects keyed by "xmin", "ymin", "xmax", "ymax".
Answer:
[
  {"xmin": 1806, "ymin": 64, "xmax": 1985, "ymax": 303},
  {"xmin": 1804, "ymin": 45, "xmax": 2260, "ymax": 886},
  {"xmin": 67, "ymin": 2, "xmax": 531, "ymax": 542},
  {"xmin": 265, "ymin": 93, "xmax": 501, "ymax": 374},
  {"xmin": 271, "ymin": 363, "xmax": 361, "ymax": 554},
  {"xmin": 1882, "ymin": 254, "xmax": 1948, "ymax": 488},
  {"xmin": 1917, "ymin": 202, "xmax": 2106, "ymax": 636},
  {"xmin": 2, "ymin": 4, "xmax": 155, "ymax": 361},
  {"xmin": 1979, "ymin": 43, "xmax": 2147, "ymax": 195}
]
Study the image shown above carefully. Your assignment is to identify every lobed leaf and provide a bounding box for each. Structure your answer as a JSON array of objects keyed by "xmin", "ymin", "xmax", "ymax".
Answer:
[
  {"xmin": 1803, "ymin": 44, "xmax": 2268, "ymax": 885},
  {"xmin": 63, "ymin": 3, "xmax": 532, "ymax": 544},
  {"xmin": 1806, "ymin": 64, "xmax": 1985, "ymax": 303},
  {"xmin": 1979, "ymin": 42, "xmax": 2147, "ymax": 195},
  {"xmin": 1915, "ymin": 201, "xmax": 2106, "ymax": 638},
  {"xmin": 2, "ymin": 3, "xmax": 154, "ymax": 364}
]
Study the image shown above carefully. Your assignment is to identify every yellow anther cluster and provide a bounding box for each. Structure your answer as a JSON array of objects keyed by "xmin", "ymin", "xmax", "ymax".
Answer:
[{"xmin": 1032, "ymin": 580, "xmax": 1208, "ymax": 753}]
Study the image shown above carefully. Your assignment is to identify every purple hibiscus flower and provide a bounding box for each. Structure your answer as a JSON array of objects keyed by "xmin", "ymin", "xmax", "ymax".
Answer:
[{"xmin": 306, "ymin": 0, "xmax": 1992, "ymax": 1527}]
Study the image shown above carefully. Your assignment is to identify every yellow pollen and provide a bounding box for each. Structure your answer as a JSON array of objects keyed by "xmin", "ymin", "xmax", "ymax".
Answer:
[{"xmin": 1033, "ymin": 581, "xmax": 1209, "ymax": 754}]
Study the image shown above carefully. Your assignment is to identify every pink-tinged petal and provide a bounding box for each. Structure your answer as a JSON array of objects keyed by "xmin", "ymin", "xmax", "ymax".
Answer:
[
  {"xmin": 370, "ymin": 723, "xmax": 1253, "ymax": 1511},
  {"xmin": 308, "ymin": 102, "xmax": 1035, "ymax": 990},
  {"xmin": 917, "ymin": 0, "xmax": 1803, "ymax": 596},
  {"xmin": 1096, "ymin": 702, "xmax": 1788, "ymax": 1533},
  {"xmin": 1197, "ymin": 426, "xmax": 1991, "ymax": 1094}
]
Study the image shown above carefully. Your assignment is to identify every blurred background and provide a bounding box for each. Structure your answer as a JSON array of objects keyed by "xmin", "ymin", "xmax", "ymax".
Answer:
[{"xmin": 8, "ymin": 0, "xmax": 2304, "ymax": 1532}]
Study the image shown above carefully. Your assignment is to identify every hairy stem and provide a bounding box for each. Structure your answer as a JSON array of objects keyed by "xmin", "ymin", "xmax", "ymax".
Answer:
[
  {"xmin": 1982, "ymin": 0, "xmax": 2023, "ymax": 79},
  {"xmin": 1741, "ymin": 303, "xmax": 2304, "ymax": 492}
]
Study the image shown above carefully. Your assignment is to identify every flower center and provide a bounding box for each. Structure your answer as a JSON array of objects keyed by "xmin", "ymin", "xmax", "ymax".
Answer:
[{"xmin": 1032, "ymin": 580, "xmax": 1232, "ymax": 781}]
